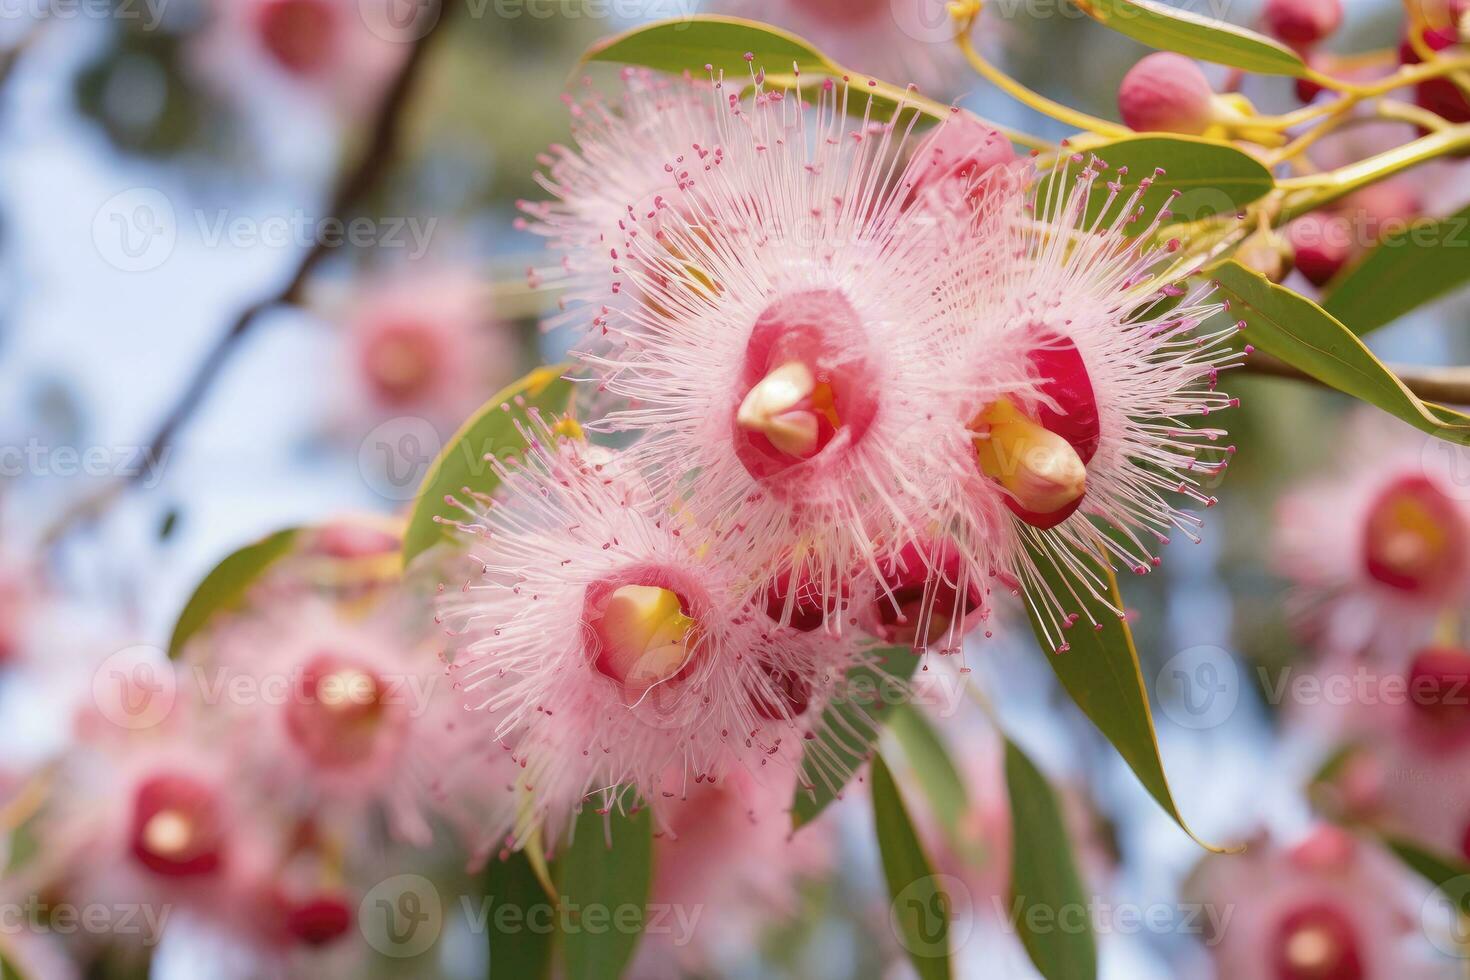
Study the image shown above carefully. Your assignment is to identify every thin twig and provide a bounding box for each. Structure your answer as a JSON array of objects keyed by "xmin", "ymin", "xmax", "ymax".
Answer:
[
  {"xmin": 1243, "ymin": 352, "xmax": 1470, "ymax": 405},
  {"xmin": 40, "ymin": 13, "xmax": 450, "ymax": 547}
]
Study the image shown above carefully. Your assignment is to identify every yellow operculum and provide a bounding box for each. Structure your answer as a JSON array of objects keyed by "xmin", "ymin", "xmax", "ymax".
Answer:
[
  {"xmin": 596, "ymin": 585, "xmax": 697, "ymax": 688},
  {"xmin": 973, "ymin": 398, "xmax": 1087, "ymax": 514},
  {"xmin": 736, "ymin": 361, "xmax": 821, "ymax": 459}
]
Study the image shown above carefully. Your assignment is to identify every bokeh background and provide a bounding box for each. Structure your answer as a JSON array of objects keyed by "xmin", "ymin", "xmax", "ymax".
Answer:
[{"xmin": 4, "ymin": 0, "xmax": 1470, "ymax": 977}]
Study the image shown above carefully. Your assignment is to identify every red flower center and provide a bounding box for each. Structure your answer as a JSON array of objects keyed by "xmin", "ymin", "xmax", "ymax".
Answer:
[
  {"xmin": 583, "ymin": 566, "xmax": 707, "ymax": 701},
  {"xmin": 284, "ymin": 653, "xmax": 389, "ymax": 768},
  {"xmin": 130, "ymin": 773, "xmax": 225, "ymax": 878},
  {"xmin": 1271, "ymin": 902, "xmax": 1364, "ymax": 980},
  {"xmin": 361, "ymin": 321, "xmax": 443, "ymax": 407},
  {"xmin": 1361, "ymin": 475, "xmax": 1467, "ymax": 594},
  {"xmin": 732, "ymin": 290, "xmax": 878, "ymax": 481},
  {"xmin": 256, "ymin": 0, "xmax": 339, "ymax": 76}
]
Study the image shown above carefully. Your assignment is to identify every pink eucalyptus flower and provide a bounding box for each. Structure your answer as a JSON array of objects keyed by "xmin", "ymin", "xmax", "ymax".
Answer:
[
  {"xmin": 1185, "ymin": 825, "xmax": 1443, "ymax": 980},
  {"xmin": 1275, "ymin": 413, "xmax": 1470, "ymax": 660},
  {"xmin": 937, "ymin": 153, "xmax": 1240, "ymax": 649},
  {"xmin": 339, "ymin": 267, "xmax": 518, "ymax": 437},
  {"xmin": 189, "ymin": 598, "xmax": 506, "ymax": 862},
  {"xmin": 436, "ymin": 418, "xmax": 881, "ymax": 843}
]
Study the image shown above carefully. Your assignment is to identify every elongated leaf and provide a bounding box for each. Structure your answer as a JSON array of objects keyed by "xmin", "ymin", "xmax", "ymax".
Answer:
[
  {"xmin": 402, "ymin": 364, "xmax": 575, "ymax": 568},
  {"xmin": 1214, "ymin": 261, "xmax": 1470, "ymax": 444},
  {"xmin": 1040, "ymin": 136, "xmax": 1273, "ymax": 235},
  {"xmin": 585, "ymin": 15, "xmax": 834, "ymax": 77},
  {"xmin": 581, "ymin": 15, "xmax": 1043, "ymax": 141},
  {"xmin": 888, "ymin": 704, "xmax": 968, "ymax": 846},
  {"xmin": 485, "ymin": 851, "xmax": 555, "ymax": 980},
  {"xmin": 872, "ymin": 754, "xmax": 951, "ymax": 980},
  {"xmin": 1383, "ymin": 835, "xmax": 1470, "ymax": 904},
  {"xmin": 0, "ymin": 949, "xmax": 24, "ymax": 980},
  {"xmin": 793, "ymin": 646, "xmax": 923, "ymax": 828},
  {"xmin": 557, "ymin": 804, "xmax": 653, "ymax": 980},
  {"xmin": 167, "ymin": 528, "xmax": 298, "ymax": 658},
  {"xmin": 1005, "ymin": 740, "xmax": 1098, "ymax": 980},
  {"xmin": 1074, "ymin": 0, "xmax": 1306, "ymax": 75},
  {"xmin": 1324, "ymin": 203, "xmax": 1470, "ymax": 335},
  {"xmin": 1022, "ymin": 541, "xmax": 1227, "ymax": 851}
]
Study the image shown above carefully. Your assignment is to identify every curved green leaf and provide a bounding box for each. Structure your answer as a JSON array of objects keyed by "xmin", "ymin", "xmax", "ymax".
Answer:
[
  {"xmin": 557, "ymin": 803, "xmax": 653, "ymax": 980},
  {"xmin": 485, "ymin": 851, "xmax": 555, "ymax": 980},
  {"xmin": 793, "ymin": 646, "xmax": 922, "ymax": 829},
  {"xmin": 1074, "ymin": 0, "xmax": 1306, "ymax": 75},
  {"xmin": 1323, "ymin": 203, "xmax": 1470, "ymax": 335},
  {"xmin": 872, "ymin": 753, "xmax": 951, "ymax": 980},
  {"xmin": 402, "ymin": 364, "xmax": 575, "ymax": 568},
  {"xmin": 585, "ymin": 14, "xmax": 835, "ymax": 77},
  {"xmin": 1214, "ymin": 261, "xmax": 1470, "ymax": 444},
  {"xmin": 581, "ymin": 15, "xmax": 1044, "ymax": 145},
  {"xmin": 167, "ymin": 528, "xmax": 299, "ymax": 658},
  {"xmin": 1004, "ymin": 739, "xmax": 1098, "ymax": 980},
  {"xmin": 1382, "ymin": 835, "xmax": 1470, "ymax": 901},
  {"xmin": 1041, "ymin": 136, "xmax": 1273, "ymax": 235},
  {"xmin": 1022, "ymin": 541, "xmax": 1228, "ymax": 851},
  {"xmin": 888, "ymin": 704, "xmax": 968, "ymax": 847}
]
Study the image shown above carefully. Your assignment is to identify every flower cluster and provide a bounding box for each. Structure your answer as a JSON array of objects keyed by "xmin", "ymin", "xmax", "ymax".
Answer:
[{"xmin": 442, "ymin": 65, "xmax": 1243, "ymax": 844}]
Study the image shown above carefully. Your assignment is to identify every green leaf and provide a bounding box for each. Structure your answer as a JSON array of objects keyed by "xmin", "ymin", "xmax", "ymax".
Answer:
[
  {"xmin": 1004, "ymin": 739, "xmax": 1098, "ymax": 980},
  {"xmin": 1021, "ymin": 541, "xmax": 1227, "ymax": 851},
  {"xmin": 1040, "ymin": 136, "xmax": 1273, "ymax": 235},
  {"xmin": 1074, "ymin": 0, "xmax": 1306, "ymax": 75},
  {"xmin": 1382, "ymin": 835, "xmax": 1470, "ymax": 904},
  {"xmin": 485, "ymin": 851, "xmax": 555, "ymax": 980},
  {"xmin": 871, "ymin": 753, "xmax": 951, "ymax": 980},
  {"xmin": 888, "ymin": 704, "xmax": 968, "ymax": 847},
  {"xmin": 402, "ymin": 364, "xmax": 575, "ymax": 568},
  {"xmin": 1214, "ymin": 261, "xmax": 1470, "ymax": 445},
  {"xmin": 581, "ymin": 15, "xmax": 1041, "ymax": 143},
  {"xmin": 585, "ymin": 14, "xmax": 835, "ymax": 78},
  {"xmin": 556, "ymin": 803, "xmax": 653, "ymax": 980},
  {"xmin": 1323, "ymin": 203, "xmax": 1470, "ymax": 335},
  {"xmin": 0, "ymin": 949, "xmax": 25, "ymax": 980},
  {"xmin": 166, "ymin": 527, "xmax": 299, "ymax": 658},
  {"xmin": 793, "ymin": 646, "xmax": 923, "ymax": 829}
]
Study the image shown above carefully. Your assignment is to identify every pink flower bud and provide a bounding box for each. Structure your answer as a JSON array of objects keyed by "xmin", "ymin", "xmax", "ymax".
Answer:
[
  {"xmin": 1407, "ymin": 647, "xmax": 1470, "ymax": 736},
  {"xmin": 1263, "ymin": 0, "xmax": 1343, "ymax": 46},
  {"xmin": 254, "ymin": 0, "xmax": 339, "ymax": 76},
  {"xmin": 1117, "ymin": 53, "xmax": 1215, "ymax": 135},
  {"xmin": 1285, "ymin": 213, "xmax": 1353, "ymax": 287},
  {"xmin": 1401, "ymin": 23, "xmax": 1470, "ymax": 124}
]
